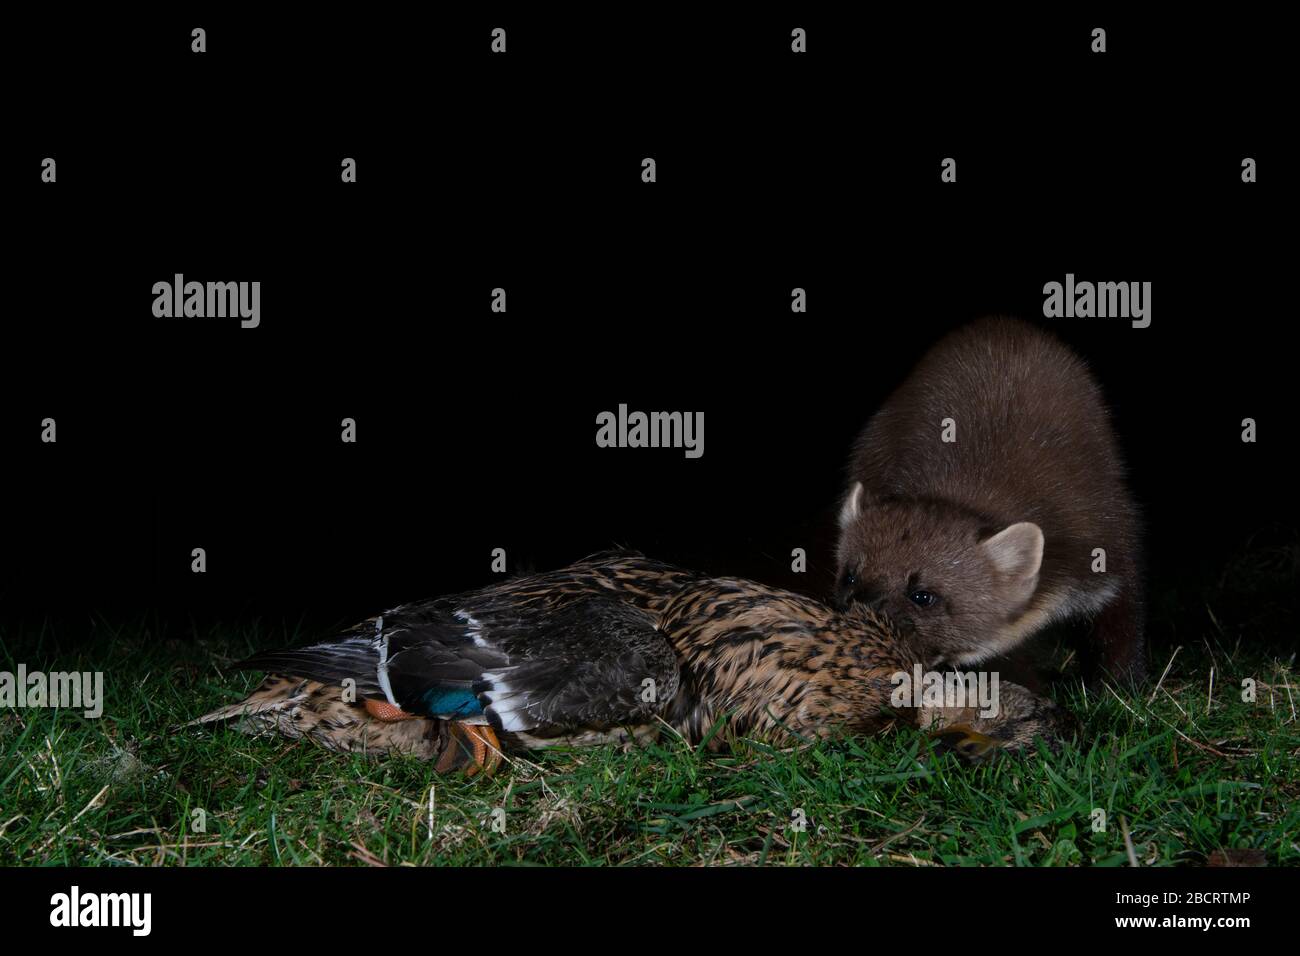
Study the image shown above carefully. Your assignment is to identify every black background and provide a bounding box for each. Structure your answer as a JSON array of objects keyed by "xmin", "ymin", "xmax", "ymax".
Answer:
[
  {"xmin": 2, "ymin": 9, "xmax": 1292, "ymax": 646},
  {"xmin": 1, "ymin": 864, "xmax": 1282, "ymax": 940}
]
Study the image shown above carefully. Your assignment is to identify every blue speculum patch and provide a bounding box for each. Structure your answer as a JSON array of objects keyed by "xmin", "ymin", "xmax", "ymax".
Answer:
[{"xmin": 420, "ymin": 687, "xmax": 484, "ymax": 719}]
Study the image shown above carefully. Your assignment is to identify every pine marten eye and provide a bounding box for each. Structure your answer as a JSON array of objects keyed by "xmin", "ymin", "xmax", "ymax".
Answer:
[
  {"xmin": 842, "ymin": 571, "xmax": 858, "ymax": 588},
  {"xmin": 908, "ymin": 589, "xmax": 937, "ymax": 608}
]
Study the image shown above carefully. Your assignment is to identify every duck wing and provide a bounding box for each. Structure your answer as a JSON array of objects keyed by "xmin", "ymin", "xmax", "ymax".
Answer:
[
  {"xmin": 470, "ymin": 596, "xmax": 680, "ymax": 735},
  {"xmin": 236, "ymin": 595, "xmax": 680, "ymax": 735}
]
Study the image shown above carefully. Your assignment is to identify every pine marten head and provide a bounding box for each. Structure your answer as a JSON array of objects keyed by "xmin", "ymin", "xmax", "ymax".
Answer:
[{"xmin": 834, "ymin": 482, "xmax": 1045, "ymax": 666}]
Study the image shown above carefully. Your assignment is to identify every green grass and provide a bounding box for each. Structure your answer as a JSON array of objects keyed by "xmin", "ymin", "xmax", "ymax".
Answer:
[
  {"xmin": 1, "ymin": 624, "xmax": 1295, "ymax": 867},
  {"xmin": 3, "ymin": 533, "xmax": 1298, "ymax": 866}
]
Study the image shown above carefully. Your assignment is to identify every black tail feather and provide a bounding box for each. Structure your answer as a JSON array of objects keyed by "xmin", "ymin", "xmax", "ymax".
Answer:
[{"xmin": 237, "ymin": 637, "xmax": 384, "ymax": 698}]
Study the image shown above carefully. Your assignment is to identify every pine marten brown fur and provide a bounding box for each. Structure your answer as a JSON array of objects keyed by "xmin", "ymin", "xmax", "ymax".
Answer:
[{"xmin": 835, "ymin": 316, "xmax": 1145, "ymax": 683}]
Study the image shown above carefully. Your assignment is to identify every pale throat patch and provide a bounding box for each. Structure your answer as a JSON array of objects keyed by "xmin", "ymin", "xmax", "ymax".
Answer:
[{"xmin": 954, "ymin": 581, "xmax": 1121, "ymax": 665}]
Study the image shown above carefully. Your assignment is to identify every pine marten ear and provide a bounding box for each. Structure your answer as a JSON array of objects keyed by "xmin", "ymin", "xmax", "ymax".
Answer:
[
  {"xmin": 981, "ymin": 522, "xmax": 1044, "ymax": 580},
  {"xmin": 839, "ymin": 482, "xmax": 866, "ymax": 528}
]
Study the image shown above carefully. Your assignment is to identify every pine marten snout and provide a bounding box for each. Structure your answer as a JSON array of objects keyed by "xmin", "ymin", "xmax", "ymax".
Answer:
[{"xmin": 834, "ymin": 317, "xmax": 1146, "ymax": 683}]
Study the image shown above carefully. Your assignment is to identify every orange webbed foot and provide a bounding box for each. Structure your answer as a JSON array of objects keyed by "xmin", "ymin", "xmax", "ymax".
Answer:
[
  {"xmin": 364, "ymin": 698, "xmax": 419, "ymax": 721},
  {"xmin": 435, "ymin": 721, "xmax": 504, "ymax": 777}
]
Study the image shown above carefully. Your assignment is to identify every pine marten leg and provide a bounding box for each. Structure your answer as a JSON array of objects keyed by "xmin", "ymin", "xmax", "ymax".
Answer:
[{"xmin": 1085, "ymin": 584, "xmax": 1146, "ymax": 686}]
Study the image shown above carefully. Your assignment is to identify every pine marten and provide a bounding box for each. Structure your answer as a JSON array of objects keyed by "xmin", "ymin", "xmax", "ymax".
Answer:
[{"xmin": 835, "ymin": 316, "xmax": 1145, "ymax": 683}]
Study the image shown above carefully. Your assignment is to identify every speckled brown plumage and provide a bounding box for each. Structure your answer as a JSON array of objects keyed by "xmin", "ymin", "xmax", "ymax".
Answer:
[
  {"xmin": 656, "ymin": 577, "xmax": 918, "ymax": 746},
  {"xmin": 194, "ymin": 550, "xmax": 1064, "ymax": 768}
]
